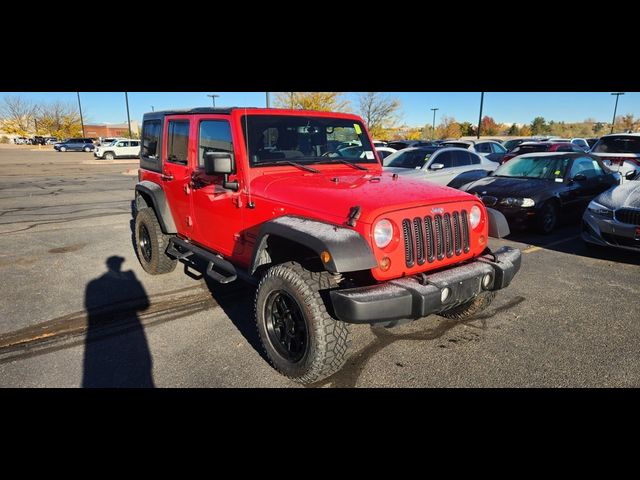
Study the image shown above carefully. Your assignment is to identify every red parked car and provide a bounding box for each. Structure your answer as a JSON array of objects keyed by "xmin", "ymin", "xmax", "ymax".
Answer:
[
  {"xmin": 133, "ymin": 107, "xmax": 521, "ymax": 383},
  {"xmin": 501, "ymin": 141, "xmax": 584, "ymax": 164}
]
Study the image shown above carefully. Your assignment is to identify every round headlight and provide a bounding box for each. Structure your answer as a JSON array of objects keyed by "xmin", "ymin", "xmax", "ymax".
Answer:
[
  {"xmin": 373, "ymin": 219, "xmax": 393, "ymax": 248},
  {"xmin": 469, "ymin": 205, "xmax": 482, "ymax": 229}
]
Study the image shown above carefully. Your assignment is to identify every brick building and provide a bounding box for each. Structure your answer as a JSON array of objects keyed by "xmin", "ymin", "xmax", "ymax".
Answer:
[{"xmin": 83, "ymin": 122, "xmax": 139, "ymax": 139}]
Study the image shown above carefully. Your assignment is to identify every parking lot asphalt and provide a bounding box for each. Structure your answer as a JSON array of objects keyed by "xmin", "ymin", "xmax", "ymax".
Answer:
[{"xmin": 1, "ymin": 145, "xmax": 639, "ymax": 387}]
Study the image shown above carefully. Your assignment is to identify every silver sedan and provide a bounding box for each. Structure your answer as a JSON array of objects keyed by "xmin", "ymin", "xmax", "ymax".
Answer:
[{"xmin": 582, "ymin": 169, "xmax": 640, "ymax": 251}]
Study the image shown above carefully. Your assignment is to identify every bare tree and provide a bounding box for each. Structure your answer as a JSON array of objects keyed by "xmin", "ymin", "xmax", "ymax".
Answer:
[
  {"xmin": 0, "ymin": 96, "xmax": 37, "ymax": 135},
  {"xmin": 356, "ymin": 92, "xmax": 401, "ymax": 138}
]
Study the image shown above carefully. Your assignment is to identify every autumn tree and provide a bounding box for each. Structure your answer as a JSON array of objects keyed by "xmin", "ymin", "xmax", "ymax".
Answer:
[
  {"xmin": 37, "ymin": 101, "xmax": 83, "ymax": 139},
  {"xmin": 0, "ymin": 96, "xmax": 37, "ymax": 135},
  {"xmin": 480, "ymin": 116, "xmax": 500, "ymax": 135},
  {"xmin": 593, "ymin": 122, "xmax": 605, "ymax": 135},
  {"xmin": 435, "ymin": 116, "xmax": 461, "ymax": 139},
  {"xmin": 616, "ymin": 114, "xmax": 637, "ymax": 133},
  {"xmin": 274, "ymin": 92, "xmax": 350, "ymax": 112},
  {"xmin": 519, "ymin": 125, "xmax": 532, "ymax": 136},
  {"xmin": 356, "ymin": 92, "xmax": 400, "ymax": 139}
]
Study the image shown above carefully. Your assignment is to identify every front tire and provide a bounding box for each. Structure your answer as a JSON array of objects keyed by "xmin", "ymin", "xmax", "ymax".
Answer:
[
  {"xmin": 59, "ymin": 146, "xmax": 66, "ymax": 152},
  {"xmin": 537, "ymin": 202, "xmax": 558, "ymax": 234},
  {"xmin": 104, "ymin": 152, "xmax": 115, "ymax": 160},
  {"xmin": 439, "ymin": 291, "xmax": 496, "ymax": 320},
  {"xmin": 255, "ymin": 262, "xmax": 350, "ymax": 384},
  {"xmin": 134, "ymin": 207, "xmax": 177, "ymax": 275},
  {"xmin": 84, "ymin": 146, "xmax": 91, "ymax": 152}
]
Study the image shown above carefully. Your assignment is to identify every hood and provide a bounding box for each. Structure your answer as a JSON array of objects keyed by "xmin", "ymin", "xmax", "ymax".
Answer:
[
  {"xmin": 249, "ymin": 168, "xmax": 478, "ymax": 224},
  {"xmin": 596, "ymin": 180, "xmax": 640, "ymax": 209},
  {"xmin": 463, "ymin": 175, "xmax": 564, "ymax": 198}
]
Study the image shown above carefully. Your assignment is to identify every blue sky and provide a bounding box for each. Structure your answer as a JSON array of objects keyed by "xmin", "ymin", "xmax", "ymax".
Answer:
[{"xmin": 2, "ymin": 92, "xmax": 636, "ymax": 126}]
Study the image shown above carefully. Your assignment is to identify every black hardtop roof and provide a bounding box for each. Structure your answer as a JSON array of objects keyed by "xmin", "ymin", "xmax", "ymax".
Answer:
[{"xmin": 143, "ymin": 107, "xmax": 239, "ymax": 117}]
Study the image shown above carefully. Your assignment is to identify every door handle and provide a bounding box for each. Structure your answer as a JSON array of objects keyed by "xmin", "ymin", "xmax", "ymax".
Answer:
[{"xmin": 161, "ymin": 173, "xmax": 174, "ymax": 181}]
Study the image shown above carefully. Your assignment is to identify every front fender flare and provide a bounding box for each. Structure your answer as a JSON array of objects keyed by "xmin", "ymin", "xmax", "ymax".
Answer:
[{"xmin": 250, "ymin": 216, "xmax": 378, "ymax": 275}]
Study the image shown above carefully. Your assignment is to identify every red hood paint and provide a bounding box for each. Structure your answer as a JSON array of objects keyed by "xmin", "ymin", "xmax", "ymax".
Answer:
[{"xmin": 249, "ymin": 167, "xmax": 480, "ymax": 224}]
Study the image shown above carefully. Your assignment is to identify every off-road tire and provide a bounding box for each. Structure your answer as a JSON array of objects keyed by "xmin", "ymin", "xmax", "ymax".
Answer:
[
  {"xmin": 134, "ymin": 207, "xmax": 177, "ymax": 275},
  {"xmin": 439, "ymin": 291, "xmax": 496, "ymax": 320},
  {"xmin": 255, "ymin": 262, "xmax": 350, "ymax": 384},
  {"xmin": 104, "ymin": 151, "xmax": 115, "ymax": 160}
]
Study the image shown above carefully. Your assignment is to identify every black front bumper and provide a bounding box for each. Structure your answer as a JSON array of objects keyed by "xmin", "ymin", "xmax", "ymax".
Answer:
[{"xmin": 330, "ymin": 246, "xmax": 521, "ymax": 324}]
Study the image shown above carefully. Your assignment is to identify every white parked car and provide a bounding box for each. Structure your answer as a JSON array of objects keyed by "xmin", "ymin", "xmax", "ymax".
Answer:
[
  {"xmin": 440, "ymin": 139, "xmax": 507, "ymax": 163},
  {"xmin": 383, "ymin": 147, "xmax": 497, "ymax": 188},
  {"xmin": 94, "ymin": 139, "xmax": 141, "ymax": 160},
  {"xmin": 375, "ymin": 146, "xmax": 397, "ymax": 161},
  {"xmin": 589, "ymin": 133, "xmax": 640, "ymax": 182}
]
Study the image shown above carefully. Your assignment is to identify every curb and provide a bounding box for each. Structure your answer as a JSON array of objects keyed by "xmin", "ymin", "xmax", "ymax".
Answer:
[{"xmin": 82, "ymin": 159, "xmax": 139, "ymax": 165}]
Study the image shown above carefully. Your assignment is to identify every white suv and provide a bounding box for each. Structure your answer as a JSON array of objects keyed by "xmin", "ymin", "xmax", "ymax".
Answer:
[{"xmin": 94, "ymin": 139, "xmax": 141, "ymax": 160}]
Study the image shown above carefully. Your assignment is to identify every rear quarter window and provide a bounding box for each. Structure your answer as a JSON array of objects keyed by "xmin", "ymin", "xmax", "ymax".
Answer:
[{"xmin": 140, "ymin": 119, "xmax": 162, "ymax": 172}]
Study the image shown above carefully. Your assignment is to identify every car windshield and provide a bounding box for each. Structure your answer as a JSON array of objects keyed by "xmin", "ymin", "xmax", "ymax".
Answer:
[
  {"xmin": 493, "ymin": 155, "xmax": 570, "ymax": 180},
  {"xmin": 242, "ymin": 115, "xmax": 376, "ymax": 167},
  {"xmin": 592, "ymin": 136, "xmax": 640, "ymax": 154},
  {"xmin": 384, "ymin": 148, "xmax": 437, "ymax": 168}
]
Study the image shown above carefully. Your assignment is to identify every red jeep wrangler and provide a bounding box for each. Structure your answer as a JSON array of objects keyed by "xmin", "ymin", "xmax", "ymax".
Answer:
[{"xmin": 133, "ymin": 107, "xmax": 521, "ymax": 384}]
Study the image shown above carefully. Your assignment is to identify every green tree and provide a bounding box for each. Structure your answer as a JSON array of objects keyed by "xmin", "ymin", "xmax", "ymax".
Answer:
[
  {"xmin": 507, "ymin": 123, "xmax": 519, "ymax": 135},
  {"xmin": 274, "ymin": 92, "xmax": 350, "ymax": 112},
  {"xmin": 459, "ymin": 121, "xmax": 475, "ymax": 136},
  {"xmin": 530, "ymin": 116, "xmax": 548, "ymax": 135}
]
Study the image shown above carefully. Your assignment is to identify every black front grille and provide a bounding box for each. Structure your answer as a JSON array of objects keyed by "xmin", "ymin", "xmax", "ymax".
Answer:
[
  {"xmin": 403, "ymin": 210, "xmax": 470, "ymax": 267},
  {"xmin": 615, "ymin": 208, "xmax": 640, "ymax": 226},
  {"xmin": 602, "ymin": 232, "xmax": 640, "ymax": 248}
]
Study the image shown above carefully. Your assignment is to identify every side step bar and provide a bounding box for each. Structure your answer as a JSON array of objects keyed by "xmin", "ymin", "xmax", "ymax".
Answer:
[{"xmin": 167, "ymin": 237, "xmax": 238, "ymax": 284}]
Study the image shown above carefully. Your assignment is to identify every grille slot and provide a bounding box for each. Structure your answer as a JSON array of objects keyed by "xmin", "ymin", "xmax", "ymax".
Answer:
[
  {"xmin": 615, "ymin": 209, "xmax": 640, "ymax": 226},
  {"xmin": 403, "ymin": 209, "xmax": 470, "ymax": 267}
]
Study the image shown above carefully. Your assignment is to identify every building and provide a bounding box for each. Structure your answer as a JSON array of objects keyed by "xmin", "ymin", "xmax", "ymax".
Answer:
[{"xmin": 83, "ymin": 122, "xmax": 140, "ymax": 139}]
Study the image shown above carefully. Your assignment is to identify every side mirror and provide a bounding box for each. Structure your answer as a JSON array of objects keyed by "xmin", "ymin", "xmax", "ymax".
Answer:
[
  {"xmin": 203, "ymin": 151, "xmax": 238, "ymax": 191},
  {"xmin": 430, "ymin": 163, "xmax": 445, "ymax": 170},
  {"xmin": 204, "ymin": 151, "xmax": 235, "ymax": 175},
  {"xmin": 573, "ymin": 173, "xmax": 587, "ymax": 182}
]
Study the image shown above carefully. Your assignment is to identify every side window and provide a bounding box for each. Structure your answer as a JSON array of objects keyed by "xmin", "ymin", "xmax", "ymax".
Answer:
[
  {"xmin": 198, "ymin": 120, "xmax": 233, "ymax": 168},
  {"xmin": 130, "ymin": 141, "xmax": 140, "ymax": 147},
  {"xmin": 116, "ymin": 141, "xmax": 127, "ymax": 147},
  {"xmin": 491, "ymin": 143, "xmax": 506, "ymax": 153},
  {"xmin": 435, "ymin": 152, "xmax": 454, "ymax": 168},
  {"xmin": 453, "ymin": 150, "xmax": 472, "ymax": 167},
  {"xmin": 476, "ymin": 143, "xmax": 491, "ymax": 153},
  {"xmin": 570, "ymin": 158, "xmax": 603, "ymax": 179},
  {"xmin": 469, "ymin": 152, "xmax": 481, "ymax": 165},
  {"xmin": 142, "ymin": 120, "xmax": 161, "ymax": 159},
  {"xmin": 167, "ymin": 120, "xmax": 190, "ymax": 165}
]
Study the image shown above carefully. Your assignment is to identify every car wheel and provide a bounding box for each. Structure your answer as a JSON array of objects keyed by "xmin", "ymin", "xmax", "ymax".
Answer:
[
  {"xmin": 84, "ymin": 146, "xmax": 91, "ymax": 152},
  {"xmin": 59, "ymin": 146, "xmax": 66, "ymax": 152},
  {"xmin": 134, "ymin": 207, "xmax": 177, "ymax": 275},
  {"xmin": 255, "ymin": 261, "xmax": 350, "ymax": 384},
  {"xmin": 537, "ymin": 202, "xmax": 558, "ymax": 234},
  {"xmin": 104, "ymin": 152, "xmax": 115, "ymax": 160}
]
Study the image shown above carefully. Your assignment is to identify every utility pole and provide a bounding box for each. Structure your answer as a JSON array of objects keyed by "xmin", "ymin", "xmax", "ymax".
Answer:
[
  {"xmin": 207, "ymin": 94, "xmax": 220, "ymax": 108},
  {"xmin": 266, "ymin": 92, "xmax": 270, "ymax": 108},
  {"xmin": 125, "ymin": 92, "xmax": 132, "ymax": 138},
  {"xmin": 430, "ymin": 108, "xmax": 439, "ymax": 140},
  {"xmin": 610, "ymin": 92, "xmax": 625, "ymax": 134},
  {"xmin": 290, "ymin": 92, "xmax": 294, "ymax": 109},
  {"xmin": 477, "ymin": 92, "xmax": 485, "ymax": 139},
  {"xmin": 151, "ymin": 105, "xmax": 154, "ymax": 112},
  {"xmin": 77, "ymin": 92, "xmax": 85, "ymax": 137}
]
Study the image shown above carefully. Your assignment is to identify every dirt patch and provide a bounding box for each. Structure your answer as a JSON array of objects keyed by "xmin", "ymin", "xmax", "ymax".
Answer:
[{"xmin": 48, "ymin": 243, "xmax": 87, "ymax": 254}]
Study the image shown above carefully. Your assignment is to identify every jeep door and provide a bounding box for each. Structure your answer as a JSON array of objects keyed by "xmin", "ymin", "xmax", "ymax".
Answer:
[
  {"xmin": 190, "ymin": 116, "xmax": 244, "ymax": 256},
  {"xmin": 161, "ymin": 116, "xmax": 194, "ymax": 237}
]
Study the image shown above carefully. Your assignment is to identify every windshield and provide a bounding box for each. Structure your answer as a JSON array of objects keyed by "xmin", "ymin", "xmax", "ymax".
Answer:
[
  {"xmin": 592, "ymin": 136, "xmax": 640, "ymax": 154},
  {"xmin": 242, "ymin": 115, "xmax": 376, "ymax": 167},
  {"xmin": 384, "ymin": 148, "xmax": 437, "ymax": 168},
  {"xmin": 493, "ymin": 155, "xmax": 570, "ymax": 180}
]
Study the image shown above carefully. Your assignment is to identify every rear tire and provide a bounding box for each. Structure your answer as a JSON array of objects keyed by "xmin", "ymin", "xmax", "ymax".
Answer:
[
  {"xmin": 255, "ymin": 262, "xmax": 350, "ymax": 384},
  {"xmin": 134, "ymin": 207, "xmax": 177, "ymax": 275},
  {"xmin": 439, "ymin": 291, "xmax": 496, "ymax": 320}
]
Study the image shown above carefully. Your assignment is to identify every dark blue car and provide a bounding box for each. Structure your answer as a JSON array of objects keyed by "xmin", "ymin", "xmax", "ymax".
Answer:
[{"xmin": 54, "ymin": 138, "xmax": 95, "ymax": 152}]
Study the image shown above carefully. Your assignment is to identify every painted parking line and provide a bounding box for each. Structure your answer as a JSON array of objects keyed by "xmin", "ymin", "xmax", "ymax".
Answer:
[{"xmin": 522, "ymin": 235, "xmax": 581, "ymax": 254}]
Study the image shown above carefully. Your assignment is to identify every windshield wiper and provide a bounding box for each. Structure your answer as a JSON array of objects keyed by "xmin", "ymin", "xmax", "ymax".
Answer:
[
  {"xmin": 313, "ymin": 159, "xmax": 369, "ymax": 171},
  {"xmin": 256, "ymin": 160, "xmax": 320, "ymax": 173}
]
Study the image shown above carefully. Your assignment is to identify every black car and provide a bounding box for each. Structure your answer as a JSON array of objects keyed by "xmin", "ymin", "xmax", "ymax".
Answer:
[{"xmin": 461, "ymin": 152, "xmax": 619, "ymax": 234}]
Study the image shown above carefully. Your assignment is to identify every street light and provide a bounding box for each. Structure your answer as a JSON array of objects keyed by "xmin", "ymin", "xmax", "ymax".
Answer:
[
  {"xmin": 125, "ymin": 92, "xmax": 132, "ymax": 139},
  {"xmin": 477, "ymin": 92, "xmax": 485, "ymax": 139},
  {"xmin": 76, "ymin": 92, "xmax": 85, "ymax": 137},
  {"xmin": 207, "ymin": 94, "xmax": 220, "ymax": 108},
  {"xmin": 151, "ymin": 105, "xmax": 154, "ymax": 112},
  {"xmin": 430, "ymin": 108, "xmax": 439, "ymax": 140},
  {"xmin": 266, "ymin": 92, "xmax": 270, "ymax": 108},
  {"xmin": 610, "ymin": 92, "xmax": 625, "ymax": 134}
]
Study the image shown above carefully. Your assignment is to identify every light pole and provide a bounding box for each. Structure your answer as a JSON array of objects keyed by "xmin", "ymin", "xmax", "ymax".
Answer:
[
  {"xmin": 151, "ymin": 105, "xmax": 154, "ymax": 112},
  {"xmin": 76, "ymin": 92, "xmax": 85, "ymax": 137},
  {"xmin": 207, "ymin": 94, "xmax": 220, "ymax": 108},
  {"xmin": 477, "ymin": 92, "xmax": 485, "ymax": 139},
  {"xmin": 266, "ymin": 92, "xmax": 270, "ymax": 108},
  {"xmin": 430, "ymin": 108, "xmax": 439, "ymax": 140},
  {"xmin": 610, "ymin": 92, "xmax": 625, "ymax": 134},
  {"xmin": 125, "ymin": 92, "xmax": 132, "ymax": 139}
]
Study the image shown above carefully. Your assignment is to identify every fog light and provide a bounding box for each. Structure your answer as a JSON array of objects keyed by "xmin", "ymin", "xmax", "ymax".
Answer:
[
  {"xmin": 441, "ymin": 287, "xmax": 451, "ymax": 303},
  {"xmin": 482, "ymin": 273, "xmax": 492, "ymax": 289},
  {"xmin": 478, "ymin": 235, "xmax": 486, "ymax": 246},
  {"xmin": 379, "ymin": 256, "xmax": 391, "ymax": 271}
]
